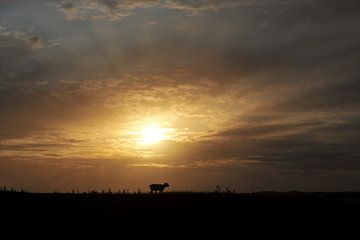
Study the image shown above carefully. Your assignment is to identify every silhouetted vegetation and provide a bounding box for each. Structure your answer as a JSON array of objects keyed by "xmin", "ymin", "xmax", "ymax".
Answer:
[{"xmin": 1, "ymin": 187, "xmax": 359, "ymax": 238}]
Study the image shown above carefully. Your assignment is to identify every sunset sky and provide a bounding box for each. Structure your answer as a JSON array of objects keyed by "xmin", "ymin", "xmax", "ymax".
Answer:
[{"xmin": 1, "ymin": 0, "xmax": 359, "ymax": 192}]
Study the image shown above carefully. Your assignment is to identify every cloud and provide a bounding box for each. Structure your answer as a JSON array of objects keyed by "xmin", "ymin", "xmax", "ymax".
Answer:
[
  {"xmin": 216, "ymin": 121, "xmax": 324, "ymax": 139},
  {"xmin": 56, "ymin": 0, "xmax": 158, "ymax": 21},
  {"xmin": 259, "ymin": 79, "xmax": 360, "ymax": 113},
  {"xmin": 52, "ymin": 0, "xmax": 269, "ymax": 21},
  {"xmin": 163, "ymin": 0, "xmax": 243, "ymax": 14},
  {"xmin": 148, "ymin": 21, "xmax": 159, "ymax": 25},
  {"xmin": 0, "ymin": 25, "xmax": 43, "ymax": 51},
  {"xmin": 164, "ymin": 136, "xmax": 360, "ymax": 171},
  {"xmin": 27, "ymin": 36, "xmax": 43, "ymax": 50},
  {"xmin": 60, "ymin": 2, "xmax": 74, "ymax": 10},
  {"xmin": 54, "ymin": 0, "xmax": 360, "ymax": 21},
  {"xmin": 58, "ymin": 2, "xmax": 79, "ymax": 20}
]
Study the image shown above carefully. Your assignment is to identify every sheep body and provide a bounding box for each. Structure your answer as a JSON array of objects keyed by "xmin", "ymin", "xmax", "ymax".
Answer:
[{"xmin": 149, "ymin": 183, "xmax": 169, "ymax": 193}]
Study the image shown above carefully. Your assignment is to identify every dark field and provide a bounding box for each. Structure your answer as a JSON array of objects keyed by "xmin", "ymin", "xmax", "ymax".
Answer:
[{"xmin": 1, "ymin": 191, "xmax": 359, "ymax": 238}]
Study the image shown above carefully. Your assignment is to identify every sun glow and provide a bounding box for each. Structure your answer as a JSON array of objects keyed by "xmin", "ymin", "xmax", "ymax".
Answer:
[{"xmin": 139, "ymin": 125, "xmax": 169, "ymax": 145}]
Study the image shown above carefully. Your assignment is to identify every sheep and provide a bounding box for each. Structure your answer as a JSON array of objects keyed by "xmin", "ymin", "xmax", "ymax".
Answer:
[{"xmin": 149, "ymin": 183, "xmax": 169, "ymax": 193}]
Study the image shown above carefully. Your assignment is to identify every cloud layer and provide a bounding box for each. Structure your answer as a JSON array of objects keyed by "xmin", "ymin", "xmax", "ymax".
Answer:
[
  {"xmin": 55, "ymin": 0, "xmax": 356, "ymax": 21},
  {"xmin": 0, "ymin": 0, "xmax": 359, "ymax": 191}
]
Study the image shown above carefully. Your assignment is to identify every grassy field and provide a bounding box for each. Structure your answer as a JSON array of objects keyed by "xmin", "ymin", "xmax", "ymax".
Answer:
[{"xmin": 1, "ymin": 190, "xmax": 359, "ymax": 238}]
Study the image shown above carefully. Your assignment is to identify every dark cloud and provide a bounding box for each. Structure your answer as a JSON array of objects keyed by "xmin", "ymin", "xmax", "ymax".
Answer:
[
  {"xmin": 56, "ymin": 0, "xmax": 241, "ymax": 20},
  {"xmin": 150, "ymin": 112, "xmax": 360, "ymax": 172},
  {"xmin": 53, "ymin": 0, "xmax": 360, "ymax": 21},
  {"xmin": 259, "ymin": 79, "xmax": 360, "ymax": 113},
  {"xmin": 217, "ymin": 121, "xmax": 324, "ymax": 139},
  {"xmin": 60, "ymin": 2, "xmax": 74, "ymax": 10},
  {"xmin": 0, "ymin": 26, "xmax": 43, "ymax": 51},
  {"xmin": 159, "ymin": 137, "xmax": 360, "ymax": 171}
]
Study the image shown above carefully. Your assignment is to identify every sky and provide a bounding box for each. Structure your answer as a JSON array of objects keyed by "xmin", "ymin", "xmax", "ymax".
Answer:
[{"xmin": 0, "ymin": 0, "xmax": 359, "ymax": 192}]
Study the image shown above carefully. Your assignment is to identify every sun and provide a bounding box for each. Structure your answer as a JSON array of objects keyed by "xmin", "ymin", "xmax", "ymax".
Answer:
[{"xmin": 139, "ymin": 125, "xmax": 168, "ymax": 145}]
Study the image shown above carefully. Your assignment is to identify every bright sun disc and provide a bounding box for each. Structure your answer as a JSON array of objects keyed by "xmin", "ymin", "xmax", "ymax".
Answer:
[{"xmin": 140, "ymin": 125, "xmax": 167, "ymax": 145}]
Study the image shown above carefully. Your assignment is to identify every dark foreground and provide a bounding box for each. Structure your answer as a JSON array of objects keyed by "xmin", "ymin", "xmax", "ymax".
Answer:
[{"xmin": 1, "ymin": 191, "xmax": 359, "ymax": 238}]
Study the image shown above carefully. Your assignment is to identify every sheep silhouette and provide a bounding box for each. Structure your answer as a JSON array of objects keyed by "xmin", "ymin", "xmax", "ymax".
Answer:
[{"xmin": 149, "ymin": 183, "xmax": 169, "ymax": 193}]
